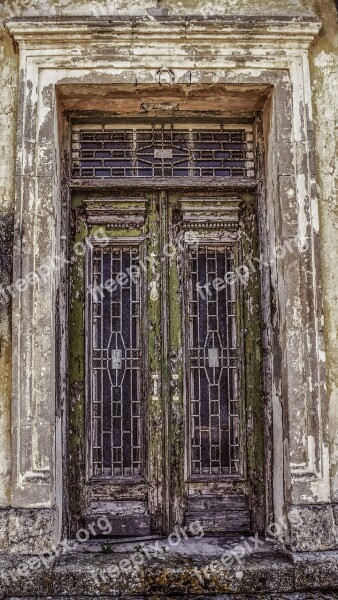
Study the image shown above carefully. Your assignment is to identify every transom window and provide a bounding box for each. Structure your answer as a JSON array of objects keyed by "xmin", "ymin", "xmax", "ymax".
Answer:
[{"xmin": 71, "ymin": 123, "xmax": 255, "ymax": 179}]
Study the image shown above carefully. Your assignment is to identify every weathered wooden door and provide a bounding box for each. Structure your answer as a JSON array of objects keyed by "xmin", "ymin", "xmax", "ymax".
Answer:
[
  {"xmin": 68, "ymin": 188, "xmax": 264, "ymax": 537},
  {"xmin": 166, "ymin": 190, "xmax": 264, "ymax": 534},
  {"xmin": 69, "ymin": 190, "xmax": 167, "ymax": 537}
]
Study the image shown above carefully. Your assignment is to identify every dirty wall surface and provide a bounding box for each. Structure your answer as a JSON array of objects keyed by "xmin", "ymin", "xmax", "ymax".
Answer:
[
  {"xmin": 1, "ymin": 0, "xmax": 337, "ymax": 506},
  {"xmin": 0, "ymin": 0, "xmax": 337, "ymax": 562},
  {"xmin": 0, "ymin": 0, "xmax": 337, "ymax": 597}
]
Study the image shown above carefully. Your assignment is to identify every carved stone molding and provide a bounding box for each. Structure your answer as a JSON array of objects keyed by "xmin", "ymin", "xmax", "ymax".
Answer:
[{"xmin": 6, "ymin": 16, "xmax": 321, "ymax": 47}]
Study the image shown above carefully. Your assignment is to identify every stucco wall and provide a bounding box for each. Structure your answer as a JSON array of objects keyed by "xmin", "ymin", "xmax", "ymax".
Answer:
[
  {"xmin": 0, "ymin": 0, "xmax": 337, "ymax": 541},
  {"xmin": 309, "ymin": 0, "xmax": 338, "ymax": 512},
  {"xmin": 0, "ymin": 28, "xmax": 17, "ymax": 514},
  {"xmin": 0, "ymin": 0, "xmax": 323, "ymax": 19}
]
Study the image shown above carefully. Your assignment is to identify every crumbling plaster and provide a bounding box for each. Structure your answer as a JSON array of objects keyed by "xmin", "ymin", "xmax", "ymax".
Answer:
[
  {"xmin": 0, "ymin": 27, "xmax": 17, "ymax": 515},
  {"xmin": 0, "ymin": 0, "xmax": 320, "ymax": 19},
  {"xmin": 0, "ymin": 0, "xmax": 336, "ymax": 562},
  {"xmin": 308, "ymin": 0, "xmax": 338, "ymax": 513}
]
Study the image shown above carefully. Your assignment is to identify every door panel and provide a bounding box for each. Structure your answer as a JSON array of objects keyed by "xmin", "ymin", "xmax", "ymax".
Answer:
[
  {"xmin": 85, "ymin": 240, "xmax": 151, "ymax": 536},
  {"xmin": 167, "ymin": 191, "xmax": 263, "ymax": 534},
  {"xmin": 69, "ymin": 190, "xmax": 165, "ymax": 537},
  {"xmin": 68, "ymin": 188, "xmax": 264, "ymax": 538}
]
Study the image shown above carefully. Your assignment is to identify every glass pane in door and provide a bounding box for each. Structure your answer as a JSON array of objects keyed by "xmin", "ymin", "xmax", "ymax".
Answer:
[
  {"xmin": 88, "ymin": 244, "xmax": 142, "ymax": 479},
  {"xmin": 188, "ymin": 244, "xmax": 239, "ymax": 477}
]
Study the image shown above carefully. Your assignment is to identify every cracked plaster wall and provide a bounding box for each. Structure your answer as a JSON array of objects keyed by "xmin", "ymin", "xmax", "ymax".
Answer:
[{"xmin": 0, "ymin": 0, "xmax": 337, "ymax": 550}]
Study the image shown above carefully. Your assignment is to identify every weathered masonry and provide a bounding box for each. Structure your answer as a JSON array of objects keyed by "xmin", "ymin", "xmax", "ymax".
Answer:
[{"xmin": 0, "ymin": 3, "xmax": 338, "ymax": 597}]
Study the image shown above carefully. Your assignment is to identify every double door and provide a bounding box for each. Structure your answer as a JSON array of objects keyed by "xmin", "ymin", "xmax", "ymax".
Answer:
[{"xmin": 68, "ymin": 188, "xmax": 264, "ymax": 537}]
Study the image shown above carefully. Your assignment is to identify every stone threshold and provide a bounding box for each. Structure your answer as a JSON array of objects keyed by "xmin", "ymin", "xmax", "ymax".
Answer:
[
  {"xmin": 3, "ymin": 596, "xmax": 338, "ymax": 600},
  {"xmin": 0, "ymin": 537, "xmax": 338, "ymax": 597}
]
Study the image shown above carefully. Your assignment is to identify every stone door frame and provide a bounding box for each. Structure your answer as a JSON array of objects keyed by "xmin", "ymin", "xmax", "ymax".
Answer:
[{"xmin": 5, "ymin": 15, "xmax": 333, "ymax": 552}]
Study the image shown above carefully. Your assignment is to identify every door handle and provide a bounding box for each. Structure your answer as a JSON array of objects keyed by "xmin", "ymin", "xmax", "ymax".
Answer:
[
  {"xmin": 171, "ymin": 373, "xmax": 179, "ymax": 402},
  {"xmin": 170, "ymin": 351, "xmax": 180, "ymax": 401},
  {"xmin": 151, "ymin": 372, "xmax": 159, "ymax": 401}
]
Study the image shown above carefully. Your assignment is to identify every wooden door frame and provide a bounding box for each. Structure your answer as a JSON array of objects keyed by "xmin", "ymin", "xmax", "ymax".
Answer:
[{"xmin": 62, "ymin": 115, "xmax": 271, "ymax": 538}]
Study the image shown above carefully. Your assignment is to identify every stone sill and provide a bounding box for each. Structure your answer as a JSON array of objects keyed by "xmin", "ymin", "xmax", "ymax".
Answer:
[{"xmin": 1, "ymin": 537, "xmax": 338, "ymax": 597}]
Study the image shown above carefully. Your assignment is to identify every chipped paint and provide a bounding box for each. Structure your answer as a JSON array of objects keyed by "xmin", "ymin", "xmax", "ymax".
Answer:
[{"xmin": 0, "ymin": 0, "xmax": 337, "ymax": 561}]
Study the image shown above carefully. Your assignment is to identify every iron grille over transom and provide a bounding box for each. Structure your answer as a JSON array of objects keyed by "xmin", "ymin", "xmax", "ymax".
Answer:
[
  {"xmin": 72, "ymin": 124, "xmax": 255, "ymax": 179},
  {"xmin": 188, "ymin": 244, "xmax": 239, "ymax": 476}
]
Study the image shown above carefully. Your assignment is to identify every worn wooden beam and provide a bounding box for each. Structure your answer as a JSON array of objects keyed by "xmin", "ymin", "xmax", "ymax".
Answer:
[{"xmin": 69, "ymin": 177, "xmax": 259, "ymax": 191}]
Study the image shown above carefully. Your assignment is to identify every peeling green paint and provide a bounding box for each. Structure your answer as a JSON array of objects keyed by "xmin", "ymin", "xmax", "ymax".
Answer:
[
  {"xmin": 168, "ymin": 192, "xmax": 185, "ymax": 527},
  {"xmin": 68, "ymin": 197, "xmax": 87, "ymax": 531},
  {"xmin": 240, "ymin": 196, "xmax": 265, "ymax": 531}
]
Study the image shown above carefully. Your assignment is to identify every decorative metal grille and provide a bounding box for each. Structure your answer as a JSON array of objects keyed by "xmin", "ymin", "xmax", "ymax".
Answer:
[
  {"xmin": 90, "ymin": 245, "xmax": 142, "ymax": 478},
  {"xmin": 188, "ymin": 245, "xmax": 239, "ymax": 476},
  {"xmin": 72, "ymin": 125, "xmax": 254, "ymax": 178}
]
